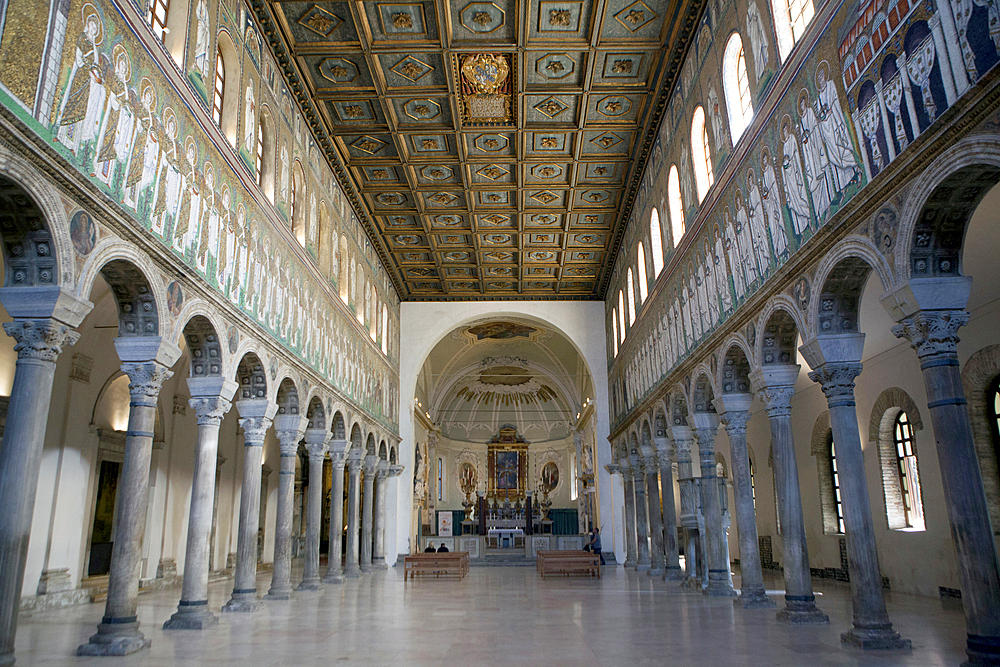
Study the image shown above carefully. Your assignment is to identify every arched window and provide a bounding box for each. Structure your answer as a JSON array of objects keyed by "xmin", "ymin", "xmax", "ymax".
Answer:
[
  {"xmin": 723, "ymin": 34, "xmax": 754, "ymax": 141},
  {"xmin": 650, "ymin": 208, "xmax": 664, "ymax": 275},
  {"xmin": 613, "ymin": 313, "xmax": 619, "ymax": 356},
  {"xmin": 829, "ymin": 433, "xmax": 845, "ymax": 534},
  {"xmin": 381, "ymin": 306, "xmax": 389, "ymax": 354},
  {"xmin": 146, "ymin": 0, "xmax": 169, "ymax": 41},
  {"xmin": 255, "ymin": 122, "xmax": 265, "ymax": 187},
  {"xmin": 618, "ymin": 291, "xmax": 626, "ymax": 341},
  {"xmin": 290, "ymin": 166, "xmax": 305, "ymax": 246},
  {"xmin": 691, "ymin": 107, "xmax": 714, "ymax": 202},
  {"xmin": 370, "ymin": 289, "xmax": 378, "ymax": 340},
  {"xmin": 339, "ymin": 236, "xmax": 349, "ymax": 302},
  {"xmin": 894, "ymin": 412, "xmax": 925, "ymax": 530},
  {"xmin": 667, "ymin": 165, "xmax": 685, "ymax": 245},
  {"xmin": 212, "ymin": 48, "xmax": 225, "ymax": 126},
  {"xmin": 637, "ymin": 243, "xmax": 648, "ymax": 302},
  {"xmin": 772, "ymin": 0, "xmax": 815, "ymax": 61},
  {"xmin": 626, "ymin": 268, "xmax": 636, "ymax": 326}
]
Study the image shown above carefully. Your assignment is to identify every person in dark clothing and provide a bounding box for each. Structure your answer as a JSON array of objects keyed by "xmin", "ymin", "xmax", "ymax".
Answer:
[
  {"xmin": 437, "ymin": 543, "xmax": 449, "ymax": 552},
  {"xmin": 424, "ymin": 542, "xmax": 436, "ymax": 552},
  {"xmin": 589, "ymin": 527, "xmax": 605, "ymax": 565}
]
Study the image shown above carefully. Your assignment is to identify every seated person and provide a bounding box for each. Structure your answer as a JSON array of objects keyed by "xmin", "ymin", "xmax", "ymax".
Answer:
[
  {"xmin": 424, "ymin": 542, "xmax": 436, "ymax": 553},
  {"xmin": 437, "ymin": 543, "xmax": 449, "ymax": 553}
]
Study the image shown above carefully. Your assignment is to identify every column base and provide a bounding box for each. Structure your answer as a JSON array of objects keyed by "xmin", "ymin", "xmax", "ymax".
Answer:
[
  {"xmin": 323, "ymin": 570, "xmax": 343, "ymax": 584},
  {"xmin": 296, "ymin": 578, "xmax": 321, "ymax": 591},
  {"xmin": 372, "ymin": 558, "xmax": 388, "ymax": 570},
  {"xmin": 77, "ymin": 620, "xmax": 151, "ymax": 656},
  {"xmin": 663, "ymin": 565, "xmax": 684, "ymax": 581},
  {"xmin": 624, "ymin": 558, "xmax": 637, "ymax": 568},
  {"xmin": 0, "ymin": 650, "xmax": 13, "ymax": 666},
  {"xmin": 263, "ymin": 590, "xmax": 292, "ymax": 601},
  {"xmin": 344, "ymin": 565, "xmax": 362, "ymax": 578},
  {"xmin": 163, "ymin": 601, "xmax": 219, "ymax": 630},
  {"xmin": 841, "ymin": 626, "xmax": 911, "ymax": 650},
  {"xmin": 735, "ymin": 588, "xmax": 777, "ymax": 609},
  {"xmin": 636, "ymin": 563, "xmax": 651, "ymax": 572},
  {"xmin": 221, "ymin": 590, "xmax": 262, "ymax": 613},
  {"xmin": 963, "ymin": 634, "xmax": 1000, "ymax": 666},
  {"xmin": 684, "ymin": 577, "xmax": 702, "ymax": 590},
  {"xmin": 360, "ymin": 564, "xmax": 372, "ymax": 573},
  {"xmin": 777, "ymin": 597, "xmax": 829, "ymax": 624},
  {"xmin": 704, "ymin": 578, "xmax": 738, "ymax": 597},
  {"xmin": 648, "ymin": 566, "xmax": 664, "ymax": 576}
]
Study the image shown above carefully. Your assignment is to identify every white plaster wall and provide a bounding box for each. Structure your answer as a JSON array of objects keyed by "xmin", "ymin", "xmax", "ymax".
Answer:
[{"xmin": 392, "ymin": 301, "xmax": 617, "ymax": 565}]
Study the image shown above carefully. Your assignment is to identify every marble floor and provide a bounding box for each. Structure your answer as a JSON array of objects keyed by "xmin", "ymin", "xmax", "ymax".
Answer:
[{"xmin": 12, "ymin": 564, "xmax": 968, "ymax": 666}]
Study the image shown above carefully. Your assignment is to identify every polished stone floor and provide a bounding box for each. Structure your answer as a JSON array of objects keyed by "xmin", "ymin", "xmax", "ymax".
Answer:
[{"xmin": 13, "ymin": 564, "xmax": 967, "ymax": 666}]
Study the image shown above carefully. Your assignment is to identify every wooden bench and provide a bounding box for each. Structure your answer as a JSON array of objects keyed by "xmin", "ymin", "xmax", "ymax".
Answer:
[
  {"xmin": 403, "ymin": 552, "xmax": 470, "ymax": 581},
  {"xmin": 536, "ymin": 550, "xmax": 601, "ymax": 579}
]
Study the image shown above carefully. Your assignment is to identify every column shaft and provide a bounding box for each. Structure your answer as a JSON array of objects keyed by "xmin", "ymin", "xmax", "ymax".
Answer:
[
  {"xmin": 696, "ymin": 424, "xmax": 737, "ymax": 597},
  {"xmin": 758, "ymin": 382, "xmax": 828, "ymax": 624},
  {"xmin": 360, "ymin": 457, "xmax": 376, "ymax": 572},
  {"xmin": 373, "ymin": 467, "xmax": 389, "ymax": 569},
  {"xmin": 344, "ymin": 457, "xmax": 362, "ymax": 577},
  {"xmin": 0, "ymin": 320, "xmax": 77, "ymax": 666},
  {"xmin": 721, "ymin": 410, "xmax": 774, "ymax": 608},
  {"xmin": 894, "ymin": 311, "xmax": 1000, "ymax": 665},
  {"xmin": 657, "ymin": 448, "xmax": 683, "ymax": 580},
  {"xmin": 645, "ymin": 467, "xmax": 666, "ymax": 576},
  {"xmin": 323, "ymin": 455, "xmax": 347, "ymax": 583},
  {"xmin": 265, "ymin": 443, "xmax": 298, "ymax": 599},
  {"xmin": 622, "ymin": 474, "xmax": 638, "ymax": 568},
  {"xmin": 164, "ymin": 395, "xmax": 230, "ymax": 629},
  {"xmin": 299, "ymin": 451, "xmax": 326, "ymax": 589},
  {"xmin": 79, "ymin": 362, "xmax": 171, "ymax": 655},
  {"xmin": 633, "ymin": 468, "xmax": 651, "ymax": 571}
]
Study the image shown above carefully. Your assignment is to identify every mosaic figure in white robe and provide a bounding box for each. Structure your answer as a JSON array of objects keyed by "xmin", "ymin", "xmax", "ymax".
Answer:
[
  {"xmin": 816, "ymin": 66, "xmax": 859, "ymax": 193},
  {"xmin": 94, "ymin": 47, "xmax": 135, "ymax": 186},
  {"xmin": 217, "ymin": 188, "xmax": 233, "ymax": 288},
  {"xmin": 746, "ymin": 170, "xmax": 771, "ymax": 276},
  {"xmin": 707, "ymin": 83, "xmax": 729, "ymax": 153},
  {"xmin": 761, "ymin": 151, "xmax": 788, "ymax": 257},
  {"xmin": 151, "ymin": 113, "xmax": 179, "ymax": 235},
  {"xmin": 714, "ymin": 225, "xmax": 734, "ymax": 312},
  {"xmin": 196, "ymin": 167, "xmax": 219, "ymax": 272},
  {"xmin": 703, "ymin": 242, "xmax": 720, "ymax": 324},
  {"xmin": 724, "ymin": 211, "xmax": 746, "ymax": 301},
  {"xmin": 781, "ymin": 120, "xmax": 812, "ymax": 235},
  {"xmin": 194, "ymin": 0, "xmax": 211, "ymax": 79},
  {"xmin": 244, "ymin": 84, "xmax": 256, "ymax": 154},
  {"xmin": 734, "ymin": 194, "xmax": 759, "ymax": 287},
  {"xmin": 798, "ymin": 92, "xmax": 832, "ymax": 219},
  {"xmin": 746, "ymin": 0, "xmax": 769, "ymax": 77},
  {"xmin": 56, "ymin": 13, "xmax": 105, "ymax": 153},
  {"xmin": 279, "ymin": 144, "xmax": 289, "ymax": 202},
  {"xmin": 687, "ymin": 272, "xmax": 702, "ymax": 341}
]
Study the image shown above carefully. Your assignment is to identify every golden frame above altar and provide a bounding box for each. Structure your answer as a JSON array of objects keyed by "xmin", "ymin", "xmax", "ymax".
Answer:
[{"xmin": 486, "ymin": 425, "xmax": 529, "ymax": 501}]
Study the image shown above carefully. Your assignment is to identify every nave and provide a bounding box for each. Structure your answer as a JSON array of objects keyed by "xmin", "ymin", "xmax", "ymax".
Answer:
[{"xmin": 9, "ymin": 565, "xmax": 968, "ymax": 666}]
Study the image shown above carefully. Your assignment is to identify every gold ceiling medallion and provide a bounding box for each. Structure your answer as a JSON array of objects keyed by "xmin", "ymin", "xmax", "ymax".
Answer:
[
  {"xmin": 444, "ymin": 251, "xmax": 471, "ymax": 262},
  {"xmin": 476, "ymin": 164, "xmax": 508, "ymax": 181},
  {"xmin": 484, "ymin": 251, "xmax": 513, "ymax": 262},
  {"xmin": 614, "ymin": 1, "xmax": 657, "ymax": 32},
  {"xmin": 378, "ymin": 192, "xmax": 406, "ymax": 205},
  {"xmin": 590, "ymin": 132, "xmax": 623, "ymax": 150},
  {"xmin": 369, "ymin": 168, "xmax": 392, "ymax": 180},
  {"xmin": 297, "ymin": 5, "xmax": 343, "ymax": 38},
  {"xmin": 458, "ymin": 53, "xmax": 513, "ymax": 126},
  {"xmin": 351, "ymin": 135, "xmax": 385, "ymax": 154},
  {"xmin": 598, "ymin": 96, "xmax": 631, "ymax": 117},
  {"xmin": 480, "ymin": 214, "xmax": 509, "ymax": 225},
  {"xmin": 534, "ymin": 97, "xmax": 567, "ymax": 118},
  {"xmin": 390, "ymin": 55, "xmax": 433, "ymax": 82},
  {"xmin": 531, "ymin": 190, "xmax": 559, "ymax": 204},
  {"xmin": 538, "ymin": 1, "xmax": 582, "ymax": 32},
  {"xmin": 461, "ymin": 2, "xmax": 505, "ymax": 33},
  {"xmin": 377, "ymin": 3, "xmax": 427, "ymax": 35},
  {"xmin": 475, "ymin": 134, "xmax": 508, "ymax": 152},
  {"xmin": 429, "ymin": 192, "xmax": 458, "ymax": 205}
]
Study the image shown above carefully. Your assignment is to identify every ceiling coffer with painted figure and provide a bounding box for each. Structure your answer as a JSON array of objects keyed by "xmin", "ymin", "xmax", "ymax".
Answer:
[
  {"xmin": 262, "ymin": 0, "xmax": 696, "ymax": 299},
  {"xmin": 415, "ymin": 318, "xmax": 594, "ymax": 443}
]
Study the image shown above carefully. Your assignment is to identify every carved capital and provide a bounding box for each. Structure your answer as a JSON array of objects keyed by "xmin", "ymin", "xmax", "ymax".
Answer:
[
  {"xmin": 362, "ymin": 455, "xmax": 378, "ymax": 477},
  {"xmin": 329, "ymin": 449, "xmax": 349, "ymax": 469},
  {"xmin": 720, "ymin": 410, "xmax": 751, "ymax": 435},
  {"xmin": 240, "ymin": 416, "xmax": 273, "ymax": 445},
  {"xmin": 604, "ymin": 463, "xmax": 622, "ymax": 476},
  {"xmin": 121, "ymin": 362, "xmax": 173, "ymax": 401},
  {"xmin": 307, "ymin": 442, "xmax": 328, "ymax": 460},
  {"xmin": 389, "ymin": 464, "xmax": 405, "ymax": 477},
  {"xmin": 572, "ymin": 431, "xmax": 583, "ymax": 448},
  {"xmin": 757, "ymin": 385, "xmax": 795, "ymax": 418},
  {"xmin": 673, "ymin": 436, "xmax": 694, "ymax": 462},
  {"xmin": 275, "ymin": 428, "xmax": 305, "ymax": 449},
  {"xmin": 808, "ymin": 362, "xmax": 863, "ymax": 404},
  {"xmin": 189, "ymin": 395, "xmax": 231, "ymax": 426},
  {"xmin": 3, "ymin": 319, "xmax": 80, "ymax": 363},
  {"xmin": 891, "ymin": 310, "xmax": 969, "ymax": 361},
  {"xmin": 348, "ymin": 455, "xmax": 364, "ymax": 474}
]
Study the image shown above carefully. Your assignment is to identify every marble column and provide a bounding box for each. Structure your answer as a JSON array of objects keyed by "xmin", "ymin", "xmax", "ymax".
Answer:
[
  {"xmin": 604, "ymin": 463, "xmax": 626, "ymax": 564},
  {"xmin": 264, "ymin": 415, "xmax": 307, "ymax": 600},
  {"xmin": 0, "ymin": 312, "xmax": 82, "ymax": 667},
  {"xmin": 164, "ymin": 377, "xmax": 237, "ymax": 629},
  {"xmin": 372, "ymin": 460, "xmax": 391, "ymax": 570},
  {"xmin": 654, "ymin": 437, "xmax": 683, "ymax": 580},
  {"xmin": 344, "ymin": 450, "xmax": 363, "ymax": 577},
  {"xmin": 673, "ymin": 425, "xmax": 701, "ymax": 587},
  {"xmin": 751, "ymin": 367, "xmax": 828, "ymax": 624},
  {"xmin": 715, "ymin": 395, "xmax": 774, "ymax": 609},
  {"xmin": 222, "ymin": 399, "xmax": 277, "ymax": 612},
  {"xmin": 621, "ymin": 463, "xmax": 638, "ymax": 568},
  {"xmin": 299, "ymin": 430, "xmax": 330, "ymax": 590},
  {"xmin": 631, "ymin": 460, "xmax": 651, "ymax": 571},
  {"xmin": 644, "ymin": 453, "xmax": 666, "ymax": 576},
  {"xmin": 323, "ymin": 440, "xmax": 349, "ymax": 583},
  {"xmin": 808, "ymin": 359, "xmax": 909, "ymax": 649},
  {"xmin": 360, "ymin": 455, "xmax": 377, "ymax": 572},
  {"xmin": 692, "ymin": 413, "xmax": 737, "ymax": 597},
  {"xmin": 888, "ymin": 298, "xmax": 1000, "ymax": 665},
  {"xmin": 79, "ymin": 343, "xmax": 178, "ymax": 656}
]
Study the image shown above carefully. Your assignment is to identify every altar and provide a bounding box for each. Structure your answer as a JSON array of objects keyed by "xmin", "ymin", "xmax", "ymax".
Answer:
[{"xmin": 487, "ymin": 528, "xmax": 524, "ymax": 549}]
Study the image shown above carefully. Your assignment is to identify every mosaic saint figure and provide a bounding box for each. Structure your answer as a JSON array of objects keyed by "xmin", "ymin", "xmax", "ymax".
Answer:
[
  {"xmin": 707, "ymin": 83, "xmax": 728, "ymax": 153},
  {"xmin": 745, "ymin": 0, "xmax": 769, "ymax": 77},
  {"xmin": 152, "ymin": 109, "xmax": 180, "ymax": 235},
  {"xmin": 194, "ymin": 0, "xmax": 211, "ymax": 78},
  {"xmin": 724, "ymin": 208, "xmax": 746, "ymax": 301},
  {"xmin": 216, "ymin": 185, "xmax": 232, "ymax": 286},
  {"xmin": 279, "ymin": 144, "xmax": 289, "ymax": 201},
  {"xmin": 94, "ymin": 45, "xmax": 135, "ymax": 186},
  {"xmin": 173, "ymin": 137, "xmax": 201, "ymax": 254},
  {"xmin": 713, "ymin": 224, "xmax": 734, "ymax": 312},
  {"xmin": 244, "ymin": 84, "xmax": 256, "ymax": 154},
  {"xmin": 745, "ymin": 168, "xmax": 771, "ymax": 276},
  {"xmin": 780, "ymin": 117, "xmax": 813, "ymax": 235},
  {"xmin": 798, "ymin": 89, "xmax": 833, "ymax": 219},
  {"xmin": 734, "ymin": 193, "xmax": 759, "ymax": 290},
  {"xmin": 56, "ymin": 9, "xmax": 104, "ymax": 153},
  {"xmin": 196, "ymin": 163, "xmax": 218, "ymax": 271},
  {"xmin": 123, "ymin": 79, "xmax": 157, "ymax": 209},
  {"xmin": 815, "ymin": 64, "xmax": 859, "ymax": 195},
  {"xmin": 760, "ymin": 148, "xmax": 788, "ymax": 257}
]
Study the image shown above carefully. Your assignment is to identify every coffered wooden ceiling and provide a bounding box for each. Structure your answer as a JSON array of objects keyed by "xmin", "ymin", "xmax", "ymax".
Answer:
[{"xmin": 255, "ymin": 0, "xmax": 704, "ymax": 299}]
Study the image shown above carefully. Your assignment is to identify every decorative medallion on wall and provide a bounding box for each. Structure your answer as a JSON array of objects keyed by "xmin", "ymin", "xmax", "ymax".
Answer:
[{"xmin": 457, "ymin": 53, "xmax": 514, "ymax": 125}]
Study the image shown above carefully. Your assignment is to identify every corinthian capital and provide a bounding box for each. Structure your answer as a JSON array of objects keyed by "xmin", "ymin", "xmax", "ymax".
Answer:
[
  {"xmin": 121, "ymin": 361, "xmax": 173, "ymax": 402},
  {"xmin": 757, "ymin": 385, "xmax": 795, "ymax": 418},
  {"xmin": 329, "ymin": 448, "xmax": 349, "ymax": 468},
  {"xmin": 3, "ymin": 319, "xmax": 80, "ymax": 362},
  {"xmin": 239, "ymin": 416, "xmax": 273, "ymax": 445},
  {"xmin": 808, "ymin": 362, "xmax": 863, "ymax": 404},
  {"xmin": 720, "ymin": 410, "xmax": 751, "ymax": 435},
  {"xmin": 891, "ymin": 309, "xmax": 969, "ymax": 361},
  {"xmin": 189, "ymin": 395, "xmax": 232, "ymax": 426}
]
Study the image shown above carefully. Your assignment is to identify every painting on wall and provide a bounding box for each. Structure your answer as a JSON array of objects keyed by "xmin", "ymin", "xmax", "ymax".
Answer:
[{"xmin": 467, "ymin": 321, "xmax": 537, "ymax": 340}]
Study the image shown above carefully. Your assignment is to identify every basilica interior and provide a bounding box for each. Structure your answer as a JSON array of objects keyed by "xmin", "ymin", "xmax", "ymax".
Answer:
[{"xmin": 0, "ymin": 0, "xmax": 999, "ymax": 664}]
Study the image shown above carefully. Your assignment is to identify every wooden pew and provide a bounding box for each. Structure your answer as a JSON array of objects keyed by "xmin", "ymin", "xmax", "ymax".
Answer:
[
  {"xmin": 403, "ymin": 552, "xmax": 470, "ymax": 581},
  {"xmin": 536, "ymin": 550, "xmax": 601, "ymax": 579}
]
